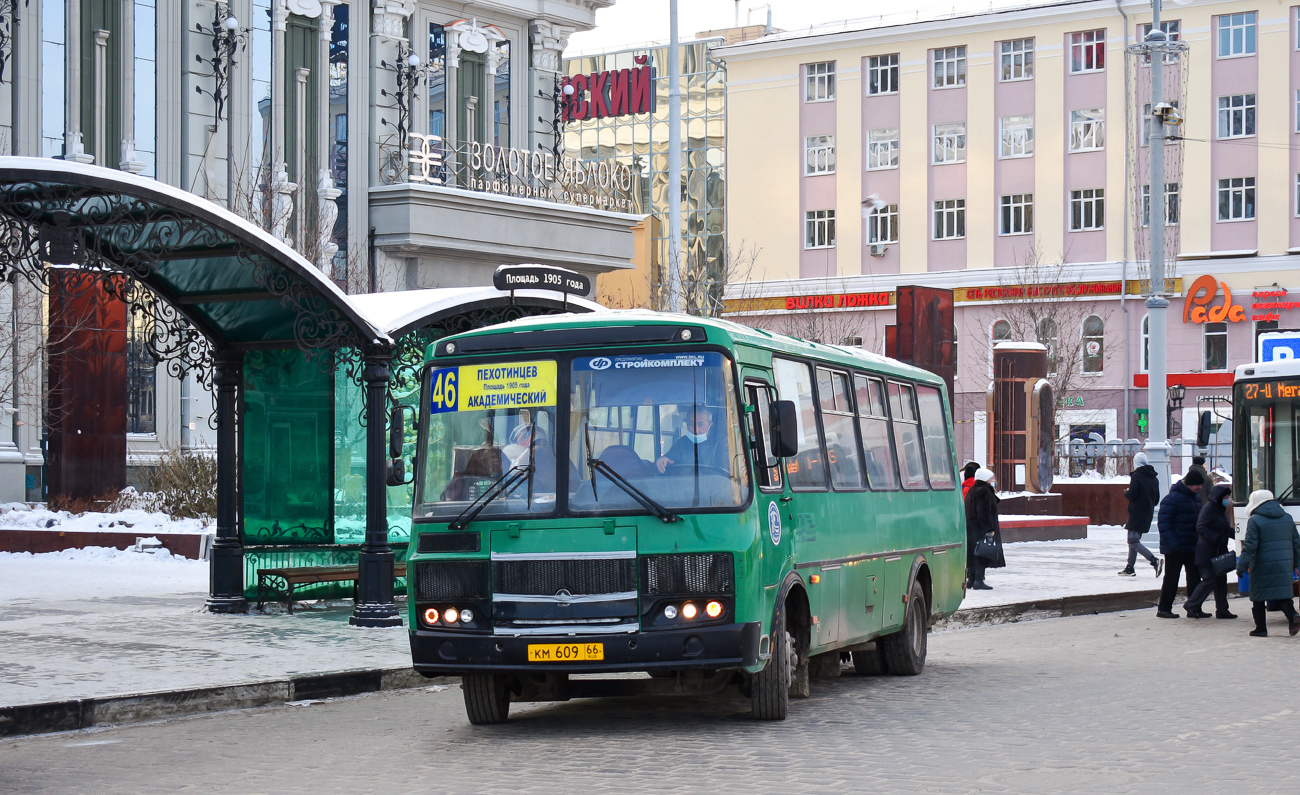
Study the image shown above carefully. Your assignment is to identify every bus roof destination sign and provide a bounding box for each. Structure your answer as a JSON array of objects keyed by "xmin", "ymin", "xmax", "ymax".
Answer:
[{"xmin": 493, "ymin": 264, "xmax": 592, "ymax": 297}]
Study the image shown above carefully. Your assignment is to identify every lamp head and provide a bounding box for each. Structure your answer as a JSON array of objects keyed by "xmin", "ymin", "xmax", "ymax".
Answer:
[
  {"xmin": 563, "ymin": 83, "xmax": 575, "ymax": 96},
  {"xmin": 224, "ymin": 15, "xmax": 239, "ymax": 31},
  {"xmin": 408, "ymin": 53, "xmax": 422, "ymax": 67}
]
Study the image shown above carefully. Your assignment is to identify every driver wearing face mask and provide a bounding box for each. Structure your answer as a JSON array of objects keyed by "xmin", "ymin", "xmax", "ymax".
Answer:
[{"xmin": 656, "ymin": 405, "xmax": 729, "ymax": 474}]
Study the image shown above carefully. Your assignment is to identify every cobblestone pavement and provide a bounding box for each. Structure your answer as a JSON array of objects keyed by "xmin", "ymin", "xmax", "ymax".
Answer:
[{"xmin": 4, "ymin": 605, "xmax": 1299, "ymax": 794}]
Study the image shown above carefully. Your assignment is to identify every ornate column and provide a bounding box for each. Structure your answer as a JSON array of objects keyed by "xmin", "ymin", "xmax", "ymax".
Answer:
[
  {"xmin": 270, "ymin": 1, "xmax": 291, "ymax": 240},
  {"xmin": 528, "ymin": 20, "xmax": 573, "ymax": 155},
  {"xmin": 63, "ymin": 0, "xmax": 93, "ymax": 163},
  {"xmin": 207, "ymin": 349, "xmax": 248, "ymax": 614},
  {"xmin": 118, "ymin": 0, "xmax": 145, "ymax": 173},
  {"xmin": 316, "ymin": 1, "xmax": 341, "ymax": 272},
  {"xmin": 370, "ymin": 1, "xmax": 413, "ymax": 184},
  {"xmin": 350, "ymin": 342, "xmax": 401, "ymax": 627}
]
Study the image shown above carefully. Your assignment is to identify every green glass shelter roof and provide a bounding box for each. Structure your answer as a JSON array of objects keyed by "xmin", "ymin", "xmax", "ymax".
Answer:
[{"xmin": 0, "ymin": 158, "xmax": 390, "ymax": 351}]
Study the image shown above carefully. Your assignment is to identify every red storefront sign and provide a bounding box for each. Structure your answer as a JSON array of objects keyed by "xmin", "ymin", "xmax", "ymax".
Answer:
[
  {"xmin": 562, "ymin": 64, "xmax": 655, "ymax": 122},
  {"xmin": 1184, "ymin": 274, "xmax": 1246, "ymax": 323},
  {"xmin": 785, "ymin": 292, "xmax": 891, "ymax": 310},
  {"xmin": 1250, "ymin": 287, "xmax": 1298, "ymax": 323},
  {"xmin": 962, "ymin": 282, "xmax": 1122, "ymax": 301}
]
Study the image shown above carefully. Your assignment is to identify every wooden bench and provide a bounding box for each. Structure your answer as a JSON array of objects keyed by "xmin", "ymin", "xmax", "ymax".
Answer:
[{"xmin": 256, "ymin": 563, "xmax": 408, "ymax": 614}]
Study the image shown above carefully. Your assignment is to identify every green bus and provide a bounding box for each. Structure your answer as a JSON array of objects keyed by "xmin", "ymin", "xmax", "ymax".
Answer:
[{"xmin": 399, "ymin": 312, "xmax": 966, "ymax": 723}]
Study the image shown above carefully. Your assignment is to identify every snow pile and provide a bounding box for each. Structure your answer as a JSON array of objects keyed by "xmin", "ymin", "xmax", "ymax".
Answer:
[
  {"xmin": 0, "ymin": 545, "xmax": 207, "ymax": 602},
  {"xmin": 0, "ymin": 500, "xmax": 211, "ymax": 535}
]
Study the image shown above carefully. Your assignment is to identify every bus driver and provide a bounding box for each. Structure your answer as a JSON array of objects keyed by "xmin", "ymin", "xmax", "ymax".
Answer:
[{"xmin": 656, "ymin": 405, "xmax": 729, "ymax": 474}]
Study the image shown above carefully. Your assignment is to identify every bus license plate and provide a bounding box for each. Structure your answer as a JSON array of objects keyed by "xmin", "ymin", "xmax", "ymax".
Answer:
[{"xmin": 527, "ymin": 642, "xmax": 604, "ymax": 662}]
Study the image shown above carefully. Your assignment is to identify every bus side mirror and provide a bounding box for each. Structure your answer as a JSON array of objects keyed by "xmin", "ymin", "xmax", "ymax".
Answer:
[
  {"xmin": 771, "ymin": 400, "xmax": 799, "ymax": 459},
  {"xmin": 387, "ymin": 405, "xmax": 416, "ymax": 487},
  {"xmin": 1196, "ymin": 411, "xmax": 1212, "ymax": 449}
]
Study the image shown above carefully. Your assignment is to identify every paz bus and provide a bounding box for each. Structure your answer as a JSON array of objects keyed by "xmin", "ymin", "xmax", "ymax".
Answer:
[
  {"xmin": 1233, "ymin": 358, "xmax": 1300, "ymax": 533},
  {"xmin": 397, "ymin": 311, "xmax": 967, "ymax": 723}
]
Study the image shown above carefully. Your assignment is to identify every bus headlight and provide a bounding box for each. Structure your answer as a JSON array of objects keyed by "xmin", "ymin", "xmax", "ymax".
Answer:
[
  {"xmin": 443, "ymin": 607, "xmax": 460, "ymax": 624},
  {"xmin": 459, "ymin": 608, "xmax": 474, "ymax": 623},
  {"xmin": 705, "ymin": 600, "xmax": 723, "ymax": 618},
  {"xmin": 423, "ymin": 607, "xmax": 440, "ymax": 625},
  {"xmin": 663, "ymin": 604, "xmax": 678, "ymax": 619},
  {"xmin": 681, "ymin": 602, "xmax": 698, "ymax": 620}
]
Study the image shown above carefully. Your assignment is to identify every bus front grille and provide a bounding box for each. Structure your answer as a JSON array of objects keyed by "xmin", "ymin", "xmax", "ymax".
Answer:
[
  {"xmin": 492, "ymin": 556, "xmax": 636, "ymax": 596},
  {"xmin": 641, "ymin": 553, "xmax": 734, "ymax": 596},
  {"xmin": 412, "ymin": 560, "xmax": 490, "ymax": 601}
]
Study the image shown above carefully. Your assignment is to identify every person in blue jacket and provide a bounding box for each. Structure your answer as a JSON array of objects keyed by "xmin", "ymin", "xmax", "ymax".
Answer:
[
  {"xmin": 1236, "ymin": 489, "xmax": 1300, "ymax": 638},
  {"xmin": 1155, "ymin": 468, "xmax": 1205, "ymax": 618}
]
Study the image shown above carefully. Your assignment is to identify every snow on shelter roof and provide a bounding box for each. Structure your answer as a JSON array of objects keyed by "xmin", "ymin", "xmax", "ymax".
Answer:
[
  {"xmin": 0, "ymin": 157, "xmax": 391, "ymax": 349},
  {"xmin": 347, "ymin": 287, "xmax": 605, "ymax": 338}
]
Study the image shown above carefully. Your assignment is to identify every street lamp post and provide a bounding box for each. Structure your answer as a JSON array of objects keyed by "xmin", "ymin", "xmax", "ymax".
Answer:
[{"xmin": 1144, "ymin": 0, "xmax": 1173, "ymax": 495}]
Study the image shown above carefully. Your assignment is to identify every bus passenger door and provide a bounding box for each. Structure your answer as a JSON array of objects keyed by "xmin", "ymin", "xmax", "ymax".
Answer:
[{"xmin": 744, "ymin": 379, "xmax": 792, "ymax": 592}]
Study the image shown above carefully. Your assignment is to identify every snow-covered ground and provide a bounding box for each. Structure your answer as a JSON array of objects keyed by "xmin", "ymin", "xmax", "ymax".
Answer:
[
  {"xmin": 0, "ymin": 546, "xmax": 208, "ymax": 602},
  {"xmin": 961, "ymin": 523, "xmax": 1233, "ymax": 609}
]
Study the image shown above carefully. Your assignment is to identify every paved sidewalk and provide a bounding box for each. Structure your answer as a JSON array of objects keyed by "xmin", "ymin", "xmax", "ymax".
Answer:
[{"xmin": 0, "ymin": 525, "xmax": 1224, "ymax": 717}]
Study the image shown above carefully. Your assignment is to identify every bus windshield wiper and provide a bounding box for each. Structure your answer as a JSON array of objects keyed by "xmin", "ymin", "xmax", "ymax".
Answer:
[
  {"xmin": 448, "ymin": 464, "xmax": 533, "ymax": 530},
  {"xmin": 1277, "ymin": 473, "xmax": 1300, "ymax": 504},
  {"xmin": 586, "ymin": 456, "xmax": 681, "ymax": 523}
]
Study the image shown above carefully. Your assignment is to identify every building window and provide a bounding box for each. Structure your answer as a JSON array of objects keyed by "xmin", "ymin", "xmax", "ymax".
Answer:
[
  {"xmin": 992, "ymin": 319, "xmax": 1012, "ymax": 344},
  {"xmin": 1070, "ymin": 189, "xmax": 1105, "ymax": 231},
  {"xmin": 806, "ymin": 210, "xmax": 836, "ymax": 249},
  {"xmin": 1296, "ymin": 89, "xmax": 1300, "ymax": 132},
  {"xmin": 1296, "ymin": 174, "xmax": 1300, "ymax": 217},
  {"xmin": 1141, "ymin": 314, "xmax": 1150, "ymax": 372},
  {"xmin": 1204, "ymin": 322, "xmax": 1228, "ymax": 371},
  {"xmin": 868, "ymin": 204, "xmax": 899, "ymax": 244},
  {"xmin": 1069, "ymin": 108, "xmax": 1105, "ymax": 151},
  {"xmin": 1217, "ymin": 94, "xmax": 1256, "ymax": 138},
  {"xmin": 1139, "ymin": 20, "xmax": 1181, "ymax": 63},
  {"xmin": 134, "ymin": 0, "xmax": 157, "ymax": 177},
  {"xmin": 1000, "ymin": 114, "xmax": 1034, "ymax": 158},
  {"xmin": 805, "ymin": 135, "xmax": 835, "ymax": 175},
  {"xmin": 41, "ymin": 0, "xmax": 66, "ymax": 157},
  {"xmin": 1000, "ymin": 38, "xmax": 1034, "ymax": 81},
  {"xmin": 999, "ymin": 194, "xmax": 1033, "ymax": 235},
  {"xmin": 933, "ymin": 199, "xmax": 966, "ymax": 240},
  {"xmin": 1069, "ymin": 29, "xmax": 1106, "ymax": 73},
  {"xmin": 866, "ymin": 128, "xmax": 899, "ymax": 170},
  {"xmin": 932, "ymin": 122, "xmax": 966, "ymax": 164},
  {"xmin": 1218, "ymin": 12, "xmax": 1256, "ymax": 58},
  {"xmin": 805, "ymin": 61, "xmax": 835, "ymax": 102},
  {"xmin": 126, "ymin": 308, "xmax": 156, "ymax": 435},
  {"xmin": 1037, "ymin": 318, "xmax": 1059, "ymax": 375},
  {"xmin": 933, "ymin": 47, "xmax": 966, "ymax": 88},
  {"xmin": 1217, "ymin": 177, "xmax": 1256, "ymax": 221},
  {"xmin": 1141, "ymin": 183, "xmax": 1180, "ymax": 226},
  {"xmin": 1082, "ymin": 315, "xmax": 1104, "ymax": 373},
  {"xmin": 867, "ymin": 54, "xmax": 898, "ymax": 95}
]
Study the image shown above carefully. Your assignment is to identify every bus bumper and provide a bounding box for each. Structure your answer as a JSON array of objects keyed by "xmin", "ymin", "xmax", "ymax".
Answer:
[{"xmin": 410, "ymin": 621, "xmax": 762, "ymax": 675}]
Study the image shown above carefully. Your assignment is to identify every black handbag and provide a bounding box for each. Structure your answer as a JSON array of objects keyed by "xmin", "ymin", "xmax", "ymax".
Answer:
[
  {"xmin": 1210, "ymin": 550, "xmax": 1237, "ymax": 577},
  {"xmin": 974, "ymin": 533, "xmax": 999, "ymax": 564}
]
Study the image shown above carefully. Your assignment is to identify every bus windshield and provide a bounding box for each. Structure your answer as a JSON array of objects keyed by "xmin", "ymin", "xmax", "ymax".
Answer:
[
  {"xmin": 569, "ymin": 351, "xmax": 750, "ymax": 513},
  {"xmin": 413, "ymin": 351, "xmax": 750, "ymax": 520},
  {"xmin": 1235, "ymin": 378, "xmax": 1300, "ymax": 503}
]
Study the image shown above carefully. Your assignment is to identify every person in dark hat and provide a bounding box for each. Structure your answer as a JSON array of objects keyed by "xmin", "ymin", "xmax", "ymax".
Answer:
[
  {"xmin": 1155, "ymin": 468, "xmax": 1206, "ymax": 618},
  {"xmin": 961, "ymin": 461, "xmax": 980, "ymax": 498},
  {"xmin": 1188, "ymin": 455, "xmax": 1210, "ymax": 505}
]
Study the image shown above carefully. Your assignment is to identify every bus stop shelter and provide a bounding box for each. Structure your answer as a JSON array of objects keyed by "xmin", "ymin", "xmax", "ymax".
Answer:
[{"xmin": 0, "ymin": 158, "xmax": 407, "ymax": 625}]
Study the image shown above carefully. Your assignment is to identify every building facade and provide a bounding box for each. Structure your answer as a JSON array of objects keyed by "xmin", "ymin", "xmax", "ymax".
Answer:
[
  {"xmin": 565, "ymin": 38, "xmax": 726, "ymax": 312},
  {"xmin": 720, "ymin": 0, "xmax": 1300, "ymax": 478},
  {"xmin": 0, "ymin": 0, "xmax": 637, "ymax": 501}
]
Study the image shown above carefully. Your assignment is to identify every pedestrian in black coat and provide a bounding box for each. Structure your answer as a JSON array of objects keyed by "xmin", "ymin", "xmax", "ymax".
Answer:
[
  {"xmin": 1182, "ymin": 483, "xmax": 1236, "ymax": 619},
  {"xmin": 1156, "ymin": 468, "xmax": 1206, "ymax": 618},
  {"xmin": 964, "ymin": 468, "xmax": 1004, "ymax": 590},
  {"xmin": 1120, "ymin": 452, "xmax": 1162, "ymax": 576}
]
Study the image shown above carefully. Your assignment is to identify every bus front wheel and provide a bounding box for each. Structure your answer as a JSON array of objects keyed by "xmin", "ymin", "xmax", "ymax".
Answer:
[
  {"xmin": 880, "ymin": 580, "xmax": 928, "ymax": 676},
  {"xmin": 463, "ymin": 673, "xmax": 511, "ymax": 725},
  {"xmin": 750, "ymin": 607, "xmax": 792, "ymax": 720}
]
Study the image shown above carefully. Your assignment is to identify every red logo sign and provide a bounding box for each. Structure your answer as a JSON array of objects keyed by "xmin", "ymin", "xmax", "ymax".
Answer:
[
  {"xmin": 563, "ymin": 64, "xmax": 655, "ymax": 122},
  {"xmin": 1184, "ymin": 274, "xmax": 1246, "ymax": 324},
  {"xmin": 785, "ymin": 293, "xmax": 891, "ymax": 310}
]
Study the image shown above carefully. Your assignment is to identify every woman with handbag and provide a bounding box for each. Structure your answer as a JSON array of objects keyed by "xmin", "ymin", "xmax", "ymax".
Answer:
[
  {"xmin": 964, "ymin": 468, "xmax": 1005, "ymax": 590},
  {"xmin": 1182, "ymin": 483, "xmax": 1236, "ymax": 619},
  {"xmin": 1235, "ymin": 489, "xmax": 1300, "ymax": 637}
]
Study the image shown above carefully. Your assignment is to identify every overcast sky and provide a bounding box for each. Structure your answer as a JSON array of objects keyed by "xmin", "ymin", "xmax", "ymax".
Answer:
[{"xmin": 568, "ymin": 0, "xmax": 1015, "ymax": 54}]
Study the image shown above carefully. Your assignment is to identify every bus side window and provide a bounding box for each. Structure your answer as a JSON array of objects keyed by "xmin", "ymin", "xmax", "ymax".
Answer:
[
  {"xmin": 854, "ymin": 374, "xmax": 899, "ymax": 490},
  {"xmin": 773, "ymin": 358, "xmax": 829, "ymax": 491},
  {"xmin": 816, "ymin": 367, "xmax": 864, "ymax": 490},
  {"xmin": 746, "ymin": 382, "xmax": 783, "ymax": 491},
  {"xmin": 915, "ymin": 385, "xmax": 956, "ymax": 490},
  {"xmin": 888, "ymin": 381, "xmax": 929, "ymax": 490}
]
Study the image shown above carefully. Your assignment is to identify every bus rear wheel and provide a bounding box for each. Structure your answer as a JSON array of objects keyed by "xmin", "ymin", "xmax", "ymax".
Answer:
[
  {"xmin": 462, "ymin": 673, "xmax": 511, "ymax": 725},
  {"xmin": 880, "ymin": 580, "xmax": 928, "ymax": 676},
  {"xmin": 750, "ymin": 607, "xmax": 792, "ymax": 720}
]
